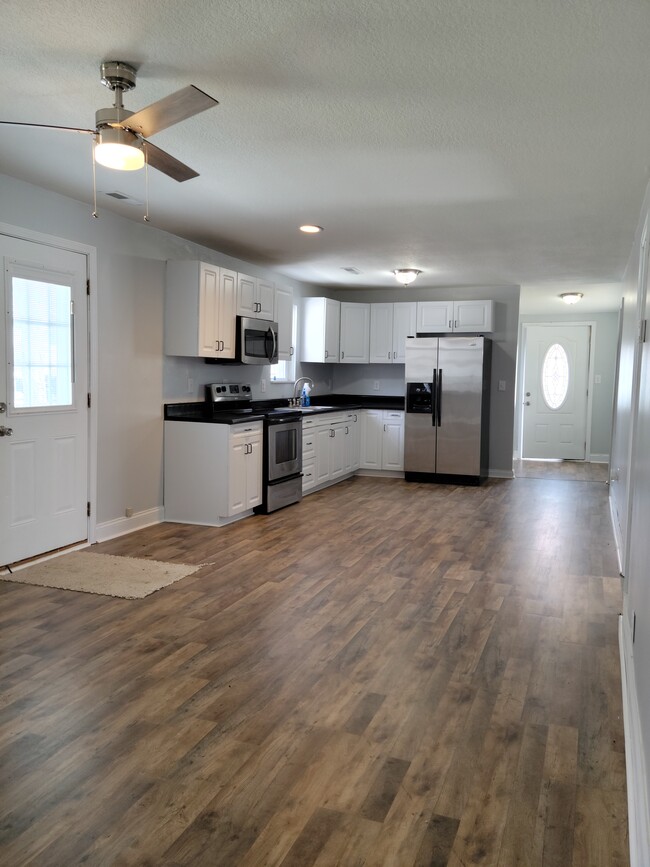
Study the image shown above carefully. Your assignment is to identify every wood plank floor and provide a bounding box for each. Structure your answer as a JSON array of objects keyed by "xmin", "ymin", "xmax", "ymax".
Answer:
[
  {"xmin": 514, "ymin": 459, "xmax": 609, "ymax": 483},
  {"xmin": 0, "ymin": 475, "xmax": 628, "ymax": 866}
]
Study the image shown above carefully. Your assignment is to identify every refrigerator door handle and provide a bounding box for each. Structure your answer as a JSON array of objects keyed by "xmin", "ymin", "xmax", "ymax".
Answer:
[
  {"xmin": 431, "ymin": 371, "xmax": 437, "ymax": 426},
  {"xmin": 437, "ymin": 369, "xmax": 443, "ymax": 426}
]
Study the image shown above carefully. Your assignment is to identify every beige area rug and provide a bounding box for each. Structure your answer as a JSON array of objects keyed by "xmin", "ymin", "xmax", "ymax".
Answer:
[{"xmin": 1, "ymin": 551, "xmax": 203, "ymax": 599}]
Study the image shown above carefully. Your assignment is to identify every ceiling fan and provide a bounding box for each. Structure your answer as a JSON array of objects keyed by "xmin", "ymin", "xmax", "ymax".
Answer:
[{"xmin": 0, "ymin": 61, "xmax": 219, "ymax": 182}]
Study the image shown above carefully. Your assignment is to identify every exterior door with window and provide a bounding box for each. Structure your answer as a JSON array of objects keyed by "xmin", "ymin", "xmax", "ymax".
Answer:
[
  {"xmin": 0, "ymin": 235, "xmax": 88, "ymax": 565},
  {"xmin": 522, "ymin": 324, "xmax": 591, "ymax": 459}
]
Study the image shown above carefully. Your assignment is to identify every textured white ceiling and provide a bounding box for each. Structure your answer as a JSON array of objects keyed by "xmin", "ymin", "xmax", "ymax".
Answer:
[{"xmin": 1, "ymin": 0, "xmax": 648, "ymax": 308}]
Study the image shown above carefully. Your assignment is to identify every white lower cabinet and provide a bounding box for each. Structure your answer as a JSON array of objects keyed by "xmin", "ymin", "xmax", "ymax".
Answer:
[
  {"xmin": 164, "ymin": 420, "xmax": 262, "ymax": 525},
  {"xmin": 302, "ymin": 411, "xmax": 359, "ymax": 494},
  {"xmin": 360, "ymin": 410, "xmax": 404, "ymax": 471}
]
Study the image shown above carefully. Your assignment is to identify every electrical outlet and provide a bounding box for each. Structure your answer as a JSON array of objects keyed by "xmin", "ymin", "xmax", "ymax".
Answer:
[
  {"xmin": 498, "ymin": 380, "xmax": 506, "ymax": 391},
  {"xmin": 373, "ymin": 381, "xmax": 380, "ymax": 391},
  {"xmin": 187, "ymin": 377, "xmax": 194, "ymax": 393},
  {"xmin": 261, "ymin": 378, "xmax": 267, "ymax": 393},
  {"xmin": 125, "ymin": 507, "xmax": 134, "ymax": 518},
  {"xmin": 595, "ymin": 374, "xmax": 602, "ymax": 384}
]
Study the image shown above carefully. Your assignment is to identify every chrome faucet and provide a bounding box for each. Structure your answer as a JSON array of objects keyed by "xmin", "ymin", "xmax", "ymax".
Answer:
[{"xmin": 292, "ymin": 376, "xmax": 314, "ymax": 403}]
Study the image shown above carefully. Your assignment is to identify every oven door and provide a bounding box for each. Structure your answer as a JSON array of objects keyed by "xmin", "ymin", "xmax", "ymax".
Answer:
[
  {"xmin": 267, "ymin": 418, "xmax": 302, "ymax": 481},
  {"xmin": 239, "ymin": 317, "xmax": 279, "ymax": 364}
]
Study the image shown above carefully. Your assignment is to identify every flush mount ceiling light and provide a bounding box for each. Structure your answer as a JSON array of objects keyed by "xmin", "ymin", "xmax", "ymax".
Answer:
[
  {"xmin": 299, "ymin": 224, "xmax": 324, "ymax": 234},
  {"xmin": 560, "ymin": 292, "xmax": 584, "ymax": 305},
  {"xmin": 393, "ymin": 269, "xmax": 422, "ymax": 286},
  {"xmin": 94, "ymin": 127, "xmax": 144, "ymax": 171}
]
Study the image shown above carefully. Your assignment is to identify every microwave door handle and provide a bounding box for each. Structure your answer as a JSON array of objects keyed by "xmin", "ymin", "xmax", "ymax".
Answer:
[{"xmin": 266, "ymin": 327, "xmax": 276, "ymax": 361}]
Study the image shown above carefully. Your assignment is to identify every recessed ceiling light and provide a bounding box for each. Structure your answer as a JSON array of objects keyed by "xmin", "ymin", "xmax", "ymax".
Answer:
[
  {"xmin": 299, "ymin": 224, "xmax": 324, "ymax": 234},
  {"xmin": 560, "ymin": 292, "xmax": 584, "ymax": 304}
]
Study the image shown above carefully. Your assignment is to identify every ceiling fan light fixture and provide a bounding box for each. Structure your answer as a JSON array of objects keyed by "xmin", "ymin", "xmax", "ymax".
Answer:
[
  {"xmin": 299, "ymin": 224, "xmax": 324, "ymax": 234},
  {"xmin": 95, "ymin": 127, "xmax": 144, "ymax": 171},
  {"xmin": 560, "ymin": 292, "xmax": 584, "ymax": 305},
  {"xmin": 393, "ymin": 269, "xmax": 421, "ymax": 286}
]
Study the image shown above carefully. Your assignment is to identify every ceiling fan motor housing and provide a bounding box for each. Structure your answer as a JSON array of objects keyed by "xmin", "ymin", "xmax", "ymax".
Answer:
[{"xmin": 100, "ymin": 61, "xmax": 137, "ymax": 93}]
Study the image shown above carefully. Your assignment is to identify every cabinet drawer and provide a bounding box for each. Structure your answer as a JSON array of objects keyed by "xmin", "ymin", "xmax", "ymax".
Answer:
[
  {"xmin": 382, "ymin": 410, "xmax": 404, "ymax": 422},
  {"xmin": 302, "ymin": 434, "xmax": 316, "ymax": 458},
  {"xmin": 231, "ymin": 421, "xmax": 263, "ymax": 444},
  {"xmin": 302, "ymin": 460, "xmax": 317, "ymax": 491}
]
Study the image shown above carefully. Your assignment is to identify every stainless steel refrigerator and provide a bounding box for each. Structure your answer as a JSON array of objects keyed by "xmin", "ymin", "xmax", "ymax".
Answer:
[{"xmin": 404, "ymin": 336, "xmax": 491, "ymax": 485}]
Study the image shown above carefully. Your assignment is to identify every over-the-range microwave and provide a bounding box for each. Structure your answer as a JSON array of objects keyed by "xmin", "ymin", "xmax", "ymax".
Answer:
[{"xmin": 205, "ymin": 316, "xmax": 279, "ymax": 365}]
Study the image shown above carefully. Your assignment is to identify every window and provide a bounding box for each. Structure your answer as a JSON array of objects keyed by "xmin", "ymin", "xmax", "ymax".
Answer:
[
  {"xmin": 541, "ymin": 342, "xmax": 569, "ymax": 410},
  {"xmin": 270, "ymin": 304, "xmax": 297, "ymax": 383},
  {"xmin": 11, "ymin": 276, "xmax": 74, "ymax": 409}
]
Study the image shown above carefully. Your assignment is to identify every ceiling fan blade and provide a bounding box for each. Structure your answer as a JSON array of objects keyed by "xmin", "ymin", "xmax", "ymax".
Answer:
[
  {"xmin": 144, "ymin": 141, "xmax": 199, "ymax": 182},
  {"xmin": 125, "ymin": 85, "xmax": 218, "ymax": 138},
  {"xmin": 0, "ymin": 121, "xmax": 95, "ymax": 134}
]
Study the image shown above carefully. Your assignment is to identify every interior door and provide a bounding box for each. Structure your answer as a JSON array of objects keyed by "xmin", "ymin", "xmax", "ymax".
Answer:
[
  {"xmin": 522, "ymin": 324, "xmax": 591, "ymax": 459},
  {"xmin": 1, "ymin": 235, "xmax": 88, "ymax": 565}
]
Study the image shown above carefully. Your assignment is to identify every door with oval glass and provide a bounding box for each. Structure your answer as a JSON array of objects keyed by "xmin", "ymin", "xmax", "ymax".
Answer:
[{"xmin": 522, "ymin": 324, "xmax": 591, "ymax": 459}]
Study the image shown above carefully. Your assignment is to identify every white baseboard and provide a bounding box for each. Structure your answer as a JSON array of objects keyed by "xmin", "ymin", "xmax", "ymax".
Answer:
[
  {"xmin": 590, "ymin": 453, "xmax": 609, "ymax": 463},
  {"xmin": 619, "ymin": 612, "xmax": 650, "ymax": 867},
  {"xmin": 355, "ymin": 469, "xmax": 405, "ymax": 479},
  {"xmin": 94, "ymin": 507, "xmax": 164, "ymax": 543},
  {"xmin": 609, "ymin": 493, "xmax": 624, "ymax": 577}
]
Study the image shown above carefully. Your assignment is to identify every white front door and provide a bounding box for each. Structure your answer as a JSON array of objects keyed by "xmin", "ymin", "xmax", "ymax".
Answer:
[
  {"xmin": 1, "ymin": 235, "xmax": 88, "ymax": 565},
  {"xmin": 522, "ymin": 324, "xmax": 591, "ymax": 460}
]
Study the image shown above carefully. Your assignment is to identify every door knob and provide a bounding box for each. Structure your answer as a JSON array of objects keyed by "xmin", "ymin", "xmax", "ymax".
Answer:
[
  {"xmin": 0, "ymin": 426, "xmax": 13, "ymax": 436},
  {"xmin": 0, "ymin": 402, "xmax": 6, "ymax": 413}
]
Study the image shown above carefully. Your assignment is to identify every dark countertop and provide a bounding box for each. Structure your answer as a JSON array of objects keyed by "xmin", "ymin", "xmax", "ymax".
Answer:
[{"xmin": 164, "ymin": 393, "xmax": 404, "ymax": 424}]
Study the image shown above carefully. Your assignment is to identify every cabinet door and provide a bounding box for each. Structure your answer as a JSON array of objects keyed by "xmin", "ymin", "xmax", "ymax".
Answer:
[
  {"xmin": 257, "ymin": 279, "xmax": 275, "ymax": 319},
  {"xmin": 246, "ymin": 436, "xmax": 263, "ymax": 509},
  {"xmin": 228, "ymin": 437, "xmax": 248, "ymax": 514},
  {"xmin": 392, "ymin": 302, "xmax": 417, "ymax": 363},
  {"xmin": 382, "ymin": 411, "xmax": 404, "ymax": 470},
  {"xmin": 329, "ymin": 424, "xmax": 346, "ymax": 479},
  {"xmin": 236, "ymin": 273, "xmax": 257, "ymax": 317},
  {"xmin": 316, "ymin": 425, "xmax": 331, "ymax": 482},
  {"xmin": 274, "ymin": 285, "xmax": 294, "ymax": 361},
  {"xmin": 340, "ymin": 302, "xmax": 370, "ymax": 363},
  {"xmin": 360, "ymin": 410, "xmax": 382, "ymax": 469},
  {"xmin": 369, "ymin": 304, "xmax": 393, "ymax": 364},
  {"xmin": 453, "ymin": 300, "xmax": 494, "ymax": 332},
  {"xmin": 324, "ymin": 299, "xmax": 340, "ymax": 361},
  {"xmin": 344, "ymin": 413, "xmax": 360, "ymax": 472},
  {"xmin": 198, "ymin": 263, "xmax": 220, "ymax": 357},
  {"xmin": 416, "ymin": 301, "xmax": 453, "ymax": 333},
  {"xmin": 217, "ymin": 267, "xmax": 237, "ymax": 358}
]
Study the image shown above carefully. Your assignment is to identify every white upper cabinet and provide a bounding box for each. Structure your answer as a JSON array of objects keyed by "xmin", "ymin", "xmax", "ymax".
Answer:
[
  {"xmin": 416, "ymin": 299, "xmax": 494, "ymax": 333},
  {"xmin": 165, "ymin": 260, "xmax": 236, "ymax": 359},
  {"xmin": 236, "ymin": 273, "xmax": 275, "ymax": 319},
  {"xmin": 302, "ymin": 297, "xmax": 341, "ymax": 362},
  {"xmin": 274, "ymin": 284, "xmax": 294, "ymax": 361},
  {"xmin": 370, "ymin": 302, "xmax": 417, "ymax": 363},
  {"xmin": 339, "ymin": 302, "xmax": 370, "ymax": 363},
  {"xmin": 453, "ymin": 299, "xmax": 494, "ymax": 332}
]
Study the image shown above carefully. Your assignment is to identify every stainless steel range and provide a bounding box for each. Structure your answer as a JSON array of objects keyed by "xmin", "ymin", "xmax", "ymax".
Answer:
[{"xmin": 205, "ymin": 383, "xmax": 303, "ymax": 514}]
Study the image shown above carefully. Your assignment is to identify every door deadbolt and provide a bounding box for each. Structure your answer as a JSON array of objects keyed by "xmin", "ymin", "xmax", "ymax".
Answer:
[
  {"xmin": 0, "ymin": 402, "xmax": 6, "ymax": 413},
  {"xmin": 0, "ymin": 425, "xmax": 13, "ymax": 436}
]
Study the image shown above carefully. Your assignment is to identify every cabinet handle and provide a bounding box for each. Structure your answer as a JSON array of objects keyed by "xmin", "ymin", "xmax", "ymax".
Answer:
[
  {"xmin": 388, "ymin": 352, "xmax": 390, "ymax": 359},
  {"xmin": 290, "ymin": 346, "xmax": 294, "ymax": 356},
  {"xmin": 448, "ymin": 320, "xmax": 452, "ymax": 329},
  {"xmin": 325, "ymin": 350, "xmax": 329, "ymax": 358},
  {"xmin": 341, "ymin": 350, "xmax": 345, "ymax": 359},
  {"xmin": 329, "ymin": 429, "xmax": 335, "ymax": 437},
  {"xmin": 345, "ymin": 426, "xmax": 349, "ymax": 434},
  {"xmin": 354, "ymin": 414, "xmax": 357, "ymax": 422},
  {"xmin": 393, "ymin": 351, "xmax": 396, "ymax": 359},
  {"xmin": 454, "ymin": 320, "xmax": 458, "ymax": 328},
  {"xmin": 384, "ymin": 424, "xmax": 387, "ymax": 432}
]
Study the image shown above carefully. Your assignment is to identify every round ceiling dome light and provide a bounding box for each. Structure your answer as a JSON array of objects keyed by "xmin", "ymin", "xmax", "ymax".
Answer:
[
  {"xmin": 393, "ymin": 269, "xmax": 422, "ymax": 286},
  {"xmin": 299, "ymin": 224, "xmax": 324, "ymax": 234},
  {"xmin": 560, "ymin": 292, "xmax": 584, "ymax": 305},
  {"xmin": 94, "ymin": 127, "xmax": 144, "ymax": 171}
]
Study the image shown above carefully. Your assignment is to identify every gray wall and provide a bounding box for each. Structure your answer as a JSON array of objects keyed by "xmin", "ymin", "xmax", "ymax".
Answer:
[
  {"xmin": 0, "ymin": 172, "xmax": 314, "ymax": 524},
  {"xmin": 517, "ymin": 312, "xmax": 619, "ymax": 459},
  {"xmin": 325, "ymin": 284, "xmax": 520, "ymax": 477}
]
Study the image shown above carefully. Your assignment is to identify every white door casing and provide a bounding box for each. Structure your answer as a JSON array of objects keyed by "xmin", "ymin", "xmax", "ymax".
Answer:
[
  {"xmin": 522, "ymin": 324, "xmax": 592, "ymax": 460},
  {"xmin": 1, "ymin": 235, "xmax": 89, "ymax": 565}
]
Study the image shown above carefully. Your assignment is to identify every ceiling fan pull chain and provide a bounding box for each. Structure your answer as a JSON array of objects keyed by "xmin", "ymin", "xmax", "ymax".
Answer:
[
  {"xmin": 144, "ymin": 145, "xmax": 150, "ymax": 223},
  {"xmin": 91, "ymin": 136, "xmax": 98, "ymax": 219}
]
